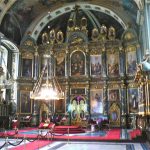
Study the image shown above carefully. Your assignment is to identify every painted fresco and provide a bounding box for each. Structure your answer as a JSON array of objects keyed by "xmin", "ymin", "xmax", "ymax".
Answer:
[{"xmin": 0, "ymin": 0, "xmax": 38, "ymax": 44}]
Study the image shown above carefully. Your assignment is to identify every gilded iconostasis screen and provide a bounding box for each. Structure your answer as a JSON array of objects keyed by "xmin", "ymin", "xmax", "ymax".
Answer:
[
  {"xmin": 90, "ymin": 89, "xmax": 103, "ymax": 114},
  {"xmin": 90, "ymin": 55, "xmax": 102, "ymax": 76}
]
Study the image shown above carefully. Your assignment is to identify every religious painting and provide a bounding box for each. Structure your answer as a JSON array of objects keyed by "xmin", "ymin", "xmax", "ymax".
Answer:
[
  {"xmin": 107, "ymin": 53, "xmax": 119, "ymax": 76},
  {"xmin": 71, "ymin": 51, "xmax": 85, "ymax": 76},
  {"xmin": 108, "ymin": 89, "xmax": 120, "ymax": 101},
  {"xmin": 56, "ymin": 55, "xmax": 65, "ymax": 76},
  {"xmin": 90, "ymin": 55, "xmax": 102, "ymax": 76},
  {"xmin": 22, "ymin": 58, "xmax": 32, "ymax": 77},
  {"xmin": 126, "ymin": 51, "xmax": 137, "ymax": 75},
  {"xmin": 128, "ymin": 88, "xmax": 138, "ymax": 113},
  {"xmin": 55, "ymin": 99, "xmax": 65, "ymax": 113},
  {"xmin": 109, "ymin": 102, "xmax": 120, "ymax": 126},
  {"xmin": 20, "ymin": 91, "xmax": 32, "ymax": 114},
  {"xmin": 90, "ymin": 89, "xmax": 103, "ymax": 114}
]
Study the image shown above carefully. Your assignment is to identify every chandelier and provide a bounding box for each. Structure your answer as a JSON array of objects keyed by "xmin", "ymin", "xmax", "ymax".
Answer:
[{"xmin": 30, "ymin": 56, "xmax": 64, "ymax": 100}]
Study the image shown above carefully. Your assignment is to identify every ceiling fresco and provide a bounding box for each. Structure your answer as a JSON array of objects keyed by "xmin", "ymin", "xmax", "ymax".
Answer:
[{"xmin": 0, "ymin": 0, "xmax": 140, "ymax": 45}]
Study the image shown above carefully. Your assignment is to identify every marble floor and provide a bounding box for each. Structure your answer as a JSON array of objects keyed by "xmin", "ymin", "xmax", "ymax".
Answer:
[
  {"xmin": 40, "ymin": 141, "xmax": 150, "ymax": 150},
  {"xmin": 0, "ymin": 139, "xmax": 149, "ymax": 150}
]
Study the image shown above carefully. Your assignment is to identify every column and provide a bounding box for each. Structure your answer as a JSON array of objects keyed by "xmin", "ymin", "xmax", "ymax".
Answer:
[
  {"xmin": 86, "ymin": 84, "xmax": 90, "ymax": 117},
  {"xmin": 101, "ymin": 47, "xmax": 106, "ymax": 77},
  {"xmin": 18, "ymin": 52, "xmax": 22, "ymax": 77},
  {"xmin": 33, "ymin": 46, "xmax": 39, "ymax": 80},
  {"xmin": 65, "ymin": 46, "xmax": 71, "ymax": 124},
  {"xmin": 120, "ymin": 81, "xmax": 127, "ymax": 128},
  {"xmin": 145, "ymin": 2, "xmax": 150, "ymax": 50},
  {"xmin": 65, "ymin": 46, "xmax": 69, "ymax": 78},
  {"xmin": 65, "ymin": 84, "xmax": 71, "ymax": 124},
  {"xmin": 85, "ymin": 46, "xmax": 89, "ymax": 77},
  {"xmin": 136, "ymin": 44, "xmax": 142, "ymax": 63},
  {"xmin": 103, "ymin": 81, "xmax": 108, "ymax": 115},
  {"xmin": 119, "ymin": 47, "xmax": 125, "ymax": 76}
]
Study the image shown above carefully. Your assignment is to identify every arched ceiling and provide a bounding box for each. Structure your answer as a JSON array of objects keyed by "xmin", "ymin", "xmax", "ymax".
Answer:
[{"xmin": 0, "ymin": 0, "xmax": 143, "ymax": 45}]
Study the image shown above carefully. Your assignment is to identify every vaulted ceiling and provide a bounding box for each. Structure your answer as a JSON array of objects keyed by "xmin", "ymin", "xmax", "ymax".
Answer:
[{"xmin": 0, "ymin": 0, "xmax": 143, "ymax": 45}]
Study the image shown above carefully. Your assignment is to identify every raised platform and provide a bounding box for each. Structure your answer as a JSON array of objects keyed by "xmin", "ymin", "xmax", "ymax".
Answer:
[{"xmin": 54, "ymin": 125, "xmax": 85, "ymax": 134}]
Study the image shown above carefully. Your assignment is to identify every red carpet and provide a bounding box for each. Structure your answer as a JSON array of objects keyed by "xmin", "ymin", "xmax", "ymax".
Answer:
[
  {"xmin": 9, "ymin": 140, "xmax": 52, "ymax": 150},
  {"xmin": 0, "ymin": 128, "xmax": 121, "ymax": 141},
  {"xmin": 0, "ymin": 127, "xmax": 121, "ymax": 140},
  {"xmin": 0, "ymin": 127, "xmax": 142, "ymax": 141},
  {"xmin": 129, "ymin": 129, "xmax": 142, "ymax": 139}
]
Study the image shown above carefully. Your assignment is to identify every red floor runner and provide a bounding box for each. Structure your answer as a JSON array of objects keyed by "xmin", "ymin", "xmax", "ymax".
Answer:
[
  {"xmin": 53, "ymin": 129, "xmax": 121, "ymax": 141},
  {"xmin": 129, "ymin": 129, "xmax": 142, "ymax": 139},
  {"xmin": 0, "ymin": 127, "xmax": 122, "ymax": 141},
  {"xmin": 9, "ymin": 140, "xmax": 52, "ymax": 150}
]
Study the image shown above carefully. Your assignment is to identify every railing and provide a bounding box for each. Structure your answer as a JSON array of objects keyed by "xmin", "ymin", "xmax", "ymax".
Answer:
[{"xmin": 0, "ymin": 127, "xmax": 56, "ymax": 149}]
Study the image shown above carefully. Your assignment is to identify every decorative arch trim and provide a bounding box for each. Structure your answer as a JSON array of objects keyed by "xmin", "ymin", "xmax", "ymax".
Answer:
[{"xmin": 29, "ymin": 3, "xmax": 128, "ymax": 41}]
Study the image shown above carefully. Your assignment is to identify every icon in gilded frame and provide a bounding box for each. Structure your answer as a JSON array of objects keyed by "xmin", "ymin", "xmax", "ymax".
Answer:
[
  {"xmin": 90, "ymin": 55, "xmax": 102, "ymax": 76},
  {"xmin": 90, "ymin": 89, "xmax": 103, "ymax": 114},
  {"xmin": 20, "ymin": 91, "xmax": 32, "ymax": 114}
]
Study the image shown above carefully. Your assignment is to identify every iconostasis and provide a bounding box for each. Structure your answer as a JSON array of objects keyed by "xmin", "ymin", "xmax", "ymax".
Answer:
[{"xmin": 18, "ymin": 22, "xmax": 141, "ymax": 128}]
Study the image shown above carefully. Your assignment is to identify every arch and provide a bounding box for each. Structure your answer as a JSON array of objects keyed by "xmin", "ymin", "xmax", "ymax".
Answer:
[
  {"xmin": 27, "ymin": 3, "xmax": 128, "ymax": 41},
  {"xmin": 1, "ymin": 40, "xmax": 19, "ymax": 52},
  {"xmin": 0, "ymin": 0, "xmax": 142, "ymax": 25},
  {"xmin": 0, "ymin": 0, "xmax": 17, "ymax": 24},
  {"xmin": 0, "ymin": 33, "xmax": 19, "ymax": 52},
  {"xmin": 0, "ymin": 33, "xmax": 19, "ymax": 103}
]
